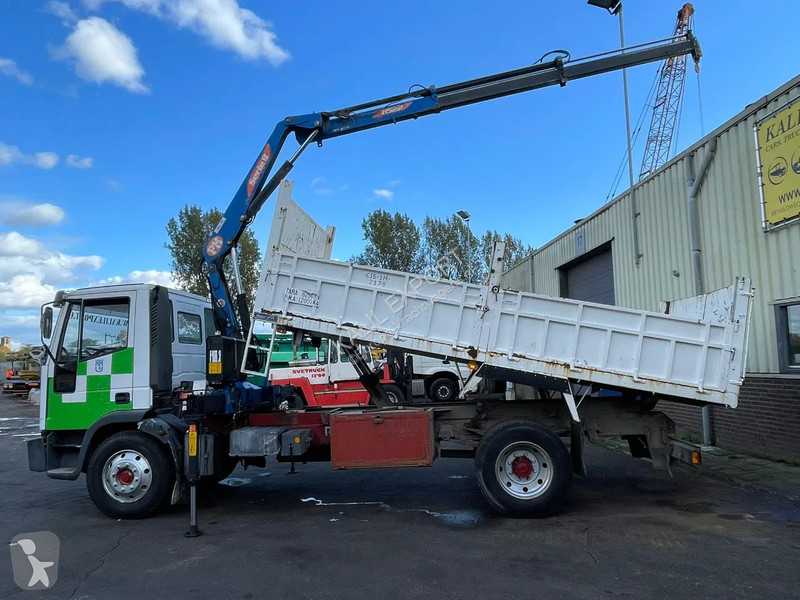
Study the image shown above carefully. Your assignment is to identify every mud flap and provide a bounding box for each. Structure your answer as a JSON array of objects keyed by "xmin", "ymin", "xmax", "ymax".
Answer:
[{"xmin": 570, "ymin": 420, "xmax": 586, "ymax": 477}]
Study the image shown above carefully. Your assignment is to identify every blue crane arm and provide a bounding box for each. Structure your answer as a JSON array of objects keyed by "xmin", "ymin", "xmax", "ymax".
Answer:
[{"xmin": 204, "ymin": 32, "xmax": 702, "ymax": 337}]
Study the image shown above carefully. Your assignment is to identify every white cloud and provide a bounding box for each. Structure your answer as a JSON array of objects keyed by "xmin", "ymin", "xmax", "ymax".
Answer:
[
  {"xmin": 0, "ymin": 142, "xmax": 60, "ymax": 169},
  {"xmin": 0, "ymin": 232, "xmax": 105, "ymax": 311},
  {"xmin": 0, "ymin": 233, "xmax": 176, "ymax": 339},
  {"xmin": 311, "ymin": 177, "xmax": 332, "ymax": 195},
  {"xmin": 372, "ymin": 189, "xmax": 394, "ymax": 200},
  {"xmin": 94, "ymin": 269, "xmax": 175, "ymax": 287},
  {"xmin": 45, "ymin": 0, "xmax": 78, "ymax": 25},
  {"xmin": 35, "ymin": 152, "xmax": 60, "ymax": 169},
  {"xmin": 106, "ymin": 178, "xmax": 122, "ymax": 190},
  {"xmin": 0, "ymin": 57, "xmax": 34, "ymax": 86},
  {"xmin": 53, "ymin": 17, "xmax": 148, "ymax": 93},
  {"xmin": 0, "ymin": 231, "xmax": 165, "ymax": 343},
  {"xmin": 0, "ymin": 232, "xmax": 46, "ymax": 257},
  {"xmin": 65, "ymin": 154, "xmax": 94, "ymax": 168},
  {"xmin": 0, "ymin": 275, "xmax": 57, "ymax": 311},
  {"xmin": 85, "ymin": 0, "xmax": 290, "ymax": 65},
  {"xmin": 0, "ymin": 200, "xmax": 66, "ymax": 227}
]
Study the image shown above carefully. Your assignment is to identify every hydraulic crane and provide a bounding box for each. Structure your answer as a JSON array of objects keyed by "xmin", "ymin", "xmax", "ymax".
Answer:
[{"xmin": 203, "ymin": 33, "xmax": 702, "ymax": 339}]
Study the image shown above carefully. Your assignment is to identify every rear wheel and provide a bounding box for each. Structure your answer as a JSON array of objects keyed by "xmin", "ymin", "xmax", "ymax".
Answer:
[
  {"xmin": 475, "ymin": 421, "xmax": 572, "ymax": 517},
  {"xmin": 429, "ymin": 377, "xmax": 458, "ymax": 402},
  {"xmin": 87, "ymin": 431, "xmax": 175, "ymax": 519}
]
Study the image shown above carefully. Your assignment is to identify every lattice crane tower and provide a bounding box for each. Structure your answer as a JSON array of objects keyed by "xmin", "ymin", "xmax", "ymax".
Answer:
[{"xmin": 639, "ymin": 3, "xmax": 695, "ymax": 179}]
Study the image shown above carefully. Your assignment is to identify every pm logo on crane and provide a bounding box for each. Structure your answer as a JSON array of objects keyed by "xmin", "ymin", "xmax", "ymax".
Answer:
[
  {"xmin": 206, "ymin": 235, "xmax": 224, "ymax": 257},
  {"xmin": 247, "ymin": 143, "xmax": 272, "ymax": 198}
]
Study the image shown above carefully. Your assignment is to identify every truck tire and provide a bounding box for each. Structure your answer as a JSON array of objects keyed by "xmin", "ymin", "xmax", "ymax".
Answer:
[
  {"xmin": 429, "ymin": 377, "xmax": 458, "ymax": 402},
  {"xmin": 86, "ymin": 431, "xmax": 175, "ymax": 519},
  {"xmin": 381, "ymin": 383, "xmax": 405, "ymax": 405},
  {"xmin": 475, "ymin": 421, "xmax": 572, "ymax": 517}
]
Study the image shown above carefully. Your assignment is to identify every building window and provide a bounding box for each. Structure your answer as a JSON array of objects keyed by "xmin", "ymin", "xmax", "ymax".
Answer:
[{"xmin": 775, "ymin": 302, "xmax": 800, "ymax": 373}]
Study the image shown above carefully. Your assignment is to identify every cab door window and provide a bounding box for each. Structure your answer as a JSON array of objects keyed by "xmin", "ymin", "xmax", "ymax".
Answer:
[
  {"xmin": 52, "ymin": 298, "xmax": 129, "ymax": 393},
  {"xmin": 80, "ymin": 300, "xmax": 130, "ymax": 360},
  {"xmin": 177, "ymin": 312, "xmax": 202, "ymax": 344}
]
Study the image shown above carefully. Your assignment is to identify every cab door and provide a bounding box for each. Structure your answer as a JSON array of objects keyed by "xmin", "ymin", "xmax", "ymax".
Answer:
[
  {"xmin": 327, "ymin": 342, "xmax": 370, "ymax": 405},
  {"xmin": 170, "ymin": 299, "xmax": 209, "ymax": 389},
  {"xmin": 46, "ymin": 295, "xmax": 135, "ymax": 431}
]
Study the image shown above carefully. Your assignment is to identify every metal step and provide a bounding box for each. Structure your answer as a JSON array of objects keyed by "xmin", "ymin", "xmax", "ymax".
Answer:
[{"xmin": 46, "ymin": 467, "xmax": 78, "ymax": 480}]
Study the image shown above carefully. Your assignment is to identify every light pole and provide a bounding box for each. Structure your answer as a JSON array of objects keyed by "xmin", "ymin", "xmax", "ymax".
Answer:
[
  {"xmin": 588, "ymin": 1, "xmax": 709, "ymax": 444},
  {"xmin": 456, "ymin": 210, "xmax": 472, "ymax": 284},
  {"xmin": 587, "ymin": 0, "xmax": 641, "ymax": 268}
]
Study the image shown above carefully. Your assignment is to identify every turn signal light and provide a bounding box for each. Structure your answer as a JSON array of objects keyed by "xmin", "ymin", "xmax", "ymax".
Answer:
[
  {"xmin": 691, "ymin": 451, "xmax": 701, "ymax": 466},
  {"xmin": 467, "ymin": 362, "xmax": 479, "ymax": 371}
]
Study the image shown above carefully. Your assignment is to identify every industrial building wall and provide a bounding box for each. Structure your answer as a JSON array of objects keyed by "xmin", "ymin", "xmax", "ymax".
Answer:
[
  {"xmin": 501, "ymin": 257, "xmax": 534, "ymax": 292},
  {"xmin": 514, "ymin": 75, "xmax": 800, "ymax": 461},
  {"xmin": 530, "ymin": 75, "xmax": 800, "ymax": 375}
]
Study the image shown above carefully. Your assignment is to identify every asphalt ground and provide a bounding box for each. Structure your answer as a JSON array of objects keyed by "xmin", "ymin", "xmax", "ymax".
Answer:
[{"xmin": 2, "ymin": 395, "xmax": 799, "ymax": 600}]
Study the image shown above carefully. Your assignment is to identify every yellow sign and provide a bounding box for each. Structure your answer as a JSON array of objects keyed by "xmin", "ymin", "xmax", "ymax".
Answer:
[
  {"xmin": 757, "ymin": 100, "xmax": 800, "ymax": 229},
  {"xmin": 188, "ymin": 430, "xmax": 197, "ymax": 457},
  {"xmin": 208, "ymin": 362, "xmax": 222, "ymax": 375}
]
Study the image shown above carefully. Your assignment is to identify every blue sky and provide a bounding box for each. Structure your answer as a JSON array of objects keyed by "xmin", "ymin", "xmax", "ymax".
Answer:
[{"xmin": 1, "ymin": 0, "xmax": 797, "ymax": 345}]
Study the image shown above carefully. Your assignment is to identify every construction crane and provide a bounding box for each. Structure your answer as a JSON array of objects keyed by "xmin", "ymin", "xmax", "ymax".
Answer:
[{"xmin": 639, "ymin": 3, "xmax": 695, "ymax": 179}]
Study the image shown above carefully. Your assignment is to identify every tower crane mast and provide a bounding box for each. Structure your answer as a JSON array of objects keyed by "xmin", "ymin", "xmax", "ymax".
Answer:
[{"xmin": 639, "ymin": 3, "xmax": 695, "ymax": 179}]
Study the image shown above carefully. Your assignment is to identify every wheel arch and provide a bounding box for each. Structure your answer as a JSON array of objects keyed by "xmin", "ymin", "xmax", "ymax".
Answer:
[
  {"xmin": 425, "ymin": 370, "xmax": 460, "ymax": 386},
  {"xmin": 76, "ymin": 409, "xmax": 153, "ymax": 475}
]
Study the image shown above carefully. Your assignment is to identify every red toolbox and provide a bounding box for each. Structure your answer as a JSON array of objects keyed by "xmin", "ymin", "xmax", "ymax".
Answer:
[{"xmin": 330, "ymin": 408, "xmax": 434, "ymax": 469}]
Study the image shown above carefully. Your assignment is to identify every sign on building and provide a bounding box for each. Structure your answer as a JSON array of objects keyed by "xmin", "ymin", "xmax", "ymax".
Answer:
[{"xmin": 756, "ymin": 99, "xmax": 800, "ymax": 230}]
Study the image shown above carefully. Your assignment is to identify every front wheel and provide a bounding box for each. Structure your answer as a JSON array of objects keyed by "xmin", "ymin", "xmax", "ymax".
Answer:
[
  {"xmin": 429, "ymin": 377, "xmax": 458, "ymax": 402},
  {"xmin": 381, "ymin": 383, "xmax": 405, "ymax": 405},
  {"xmin": 86, "ymin": 431, "xmax": 175, "ymax": 519},
  {"xmin": 475, "ymin": 421, "xmax": 572, "ymax": 517}
]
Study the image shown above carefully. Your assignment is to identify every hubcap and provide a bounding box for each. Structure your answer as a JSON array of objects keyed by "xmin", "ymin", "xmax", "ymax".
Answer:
[
  {"xmin": 511, "ymin": 456, "xmax": 534, "ymax": 479},
  {"xmin": 102, "ymin": 450, "xmax": 153, "ymax": 503},
  {"xmin": 435, "ymin": 385, "xmax": 452, "ymax": 401},
  {"xmin": 495, "ymin": 442, "xmax": 553, "ymax": 500}
]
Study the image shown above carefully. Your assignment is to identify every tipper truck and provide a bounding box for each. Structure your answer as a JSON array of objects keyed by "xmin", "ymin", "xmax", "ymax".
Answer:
[{"xmin": 26, "ymin": 31, "xmax": 754, "ymax": 525}]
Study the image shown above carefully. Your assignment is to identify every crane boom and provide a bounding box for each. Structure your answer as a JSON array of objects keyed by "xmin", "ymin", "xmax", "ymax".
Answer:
[{"xmin": 205, "ymin": 32, "xmax": 702, "ymax": 337}]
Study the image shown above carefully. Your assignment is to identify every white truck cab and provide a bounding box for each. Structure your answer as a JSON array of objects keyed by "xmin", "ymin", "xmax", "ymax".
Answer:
[
  {"xmin": 410, "ymin": 355, "xmax": 465, "ymax": 401},
  {"xmin": 34, "ymin": 284, "xmax": 211, "ymax": 478}
]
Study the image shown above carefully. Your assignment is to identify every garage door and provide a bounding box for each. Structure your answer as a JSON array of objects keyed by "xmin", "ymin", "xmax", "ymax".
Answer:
[{"xmin": 562, "ymin": 245, "xmax": 615, "ymax": 305}]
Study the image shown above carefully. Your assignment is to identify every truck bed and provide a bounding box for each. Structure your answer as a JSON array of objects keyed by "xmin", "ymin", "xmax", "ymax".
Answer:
[{"xmin": 252, "ymin": 184, "xmax": 753, "ymax": 409}]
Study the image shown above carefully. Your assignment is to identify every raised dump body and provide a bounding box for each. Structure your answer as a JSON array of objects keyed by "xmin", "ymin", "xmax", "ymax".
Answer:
[{"xmin": 252, "ymin": 182, "xmax": 753, "ymax": 410}]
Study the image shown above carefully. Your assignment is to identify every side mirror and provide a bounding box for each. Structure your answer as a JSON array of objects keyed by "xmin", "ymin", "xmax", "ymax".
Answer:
[{"xmin": 41, "ymin": 306, "xmax": 53, "ymax": 342}]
